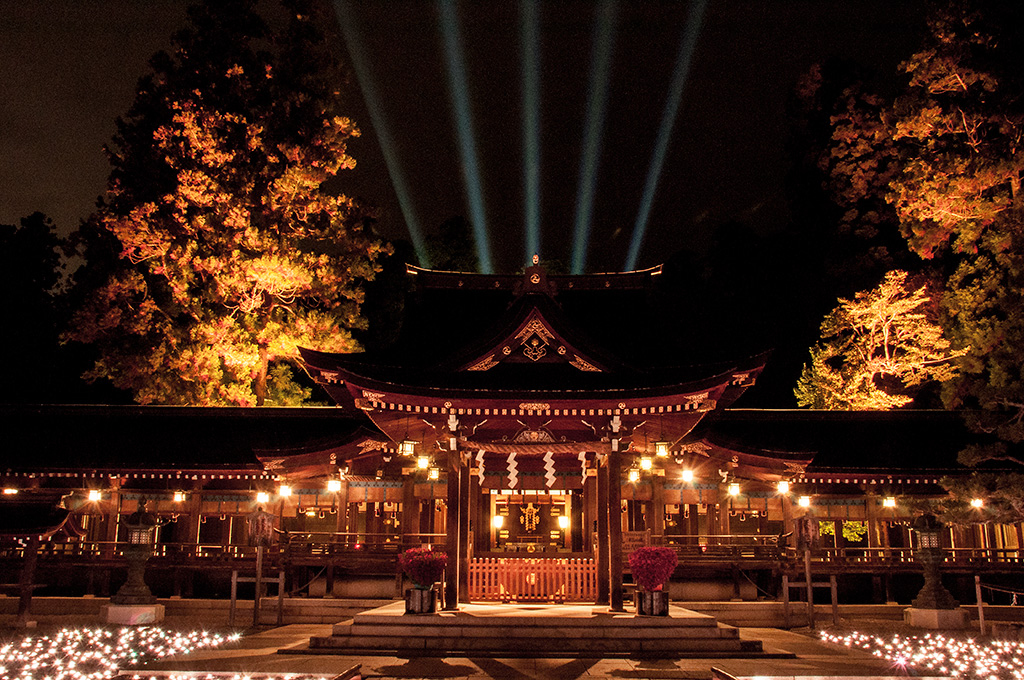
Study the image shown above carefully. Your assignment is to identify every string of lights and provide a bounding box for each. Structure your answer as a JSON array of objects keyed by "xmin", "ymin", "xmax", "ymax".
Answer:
[{"xmin": 821, "ymin": 630, "xmax": 1024, "ymax": 680}]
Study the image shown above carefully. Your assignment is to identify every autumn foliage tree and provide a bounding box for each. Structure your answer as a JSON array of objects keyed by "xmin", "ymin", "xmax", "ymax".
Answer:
[
  {"xmin": 800, "ymin": 1, "xmax": 1024, "ymax": 516},
  {"xmin": 795, "ymin": 270, "xmax": 964, "ymax": 409},
  {"xmin": 67, "ymin": 0, "xmax": 388, "ymax": 406}
]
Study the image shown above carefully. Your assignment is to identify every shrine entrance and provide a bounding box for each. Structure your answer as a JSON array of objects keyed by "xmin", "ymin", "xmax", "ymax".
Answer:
[
  {"xmin": 469, "ymin": 490, "xmax": 594, "ymax": 602},
  {"xmin": 486, "ymin": 491, "xmax": 579, "ymax": 554}
]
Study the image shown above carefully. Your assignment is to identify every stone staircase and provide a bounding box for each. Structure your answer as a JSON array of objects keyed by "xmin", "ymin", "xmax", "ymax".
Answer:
[{"xmin": 307, "ymin": 602, "xmax": 781, "ymax": 657}]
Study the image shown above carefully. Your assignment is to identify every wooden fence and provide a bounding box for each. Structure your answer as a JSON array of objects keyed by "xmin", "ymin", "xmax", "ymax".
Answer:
[{"xmin": 468, "ymin": 557, "xmax": 596, "ymax": 602}]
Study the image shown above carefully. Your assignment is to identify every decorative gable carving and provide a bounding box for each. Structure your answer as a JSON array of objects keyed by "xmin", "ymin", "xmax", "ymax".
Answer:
[{"xmin": 460, "ymin": 308, "xmax": 605, "ymax": 373}]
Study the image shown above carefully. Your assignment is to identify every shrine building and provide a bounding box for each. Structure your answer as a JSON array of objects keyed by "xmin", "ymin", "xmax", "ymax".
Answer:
[{"xmin": 0, "ymin": 261, "xmax": 1020, "ymax": 608}]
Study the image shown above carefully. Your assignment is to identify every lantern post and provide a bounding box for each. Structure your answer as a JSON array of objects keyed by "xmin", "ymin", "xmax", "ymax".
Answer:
[
  {"xmin": 103, "ymin": 498, "xmax": 166, "ymax": 624},
  {"xmin": 904, "ymin": 513, "xmax": 966, "ymax": 629}
]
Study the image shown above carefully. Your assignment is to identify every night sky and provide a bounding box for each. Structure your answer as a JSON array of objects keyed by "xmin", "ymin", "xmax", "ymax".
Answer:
[{"xmin": 1, "ymin": 0, "xmax": 928, "ymax": 275}]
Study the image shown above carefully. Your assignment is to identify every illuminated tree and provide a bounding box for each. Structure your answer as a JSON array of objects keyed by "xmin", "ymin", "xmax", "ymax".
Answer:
[
  {"xmin": 67, "ymin": 0, "xmax": 388, "ymax": 406},
  {"xmin": 795, "ymin": 270, "xmax": 964, "ymax": 409},
  {"xmin": 807, "ymin": 2, "xmax": 1024, "ymax": 514}
]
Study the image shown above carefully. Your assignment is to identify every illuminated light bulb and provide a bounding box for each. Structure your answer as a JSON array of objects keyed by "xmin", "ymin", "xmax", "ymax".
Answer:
[
  {"xmin": 798, "ymin": 495, "xmax": 812, "ymax": 507},
  {"xmin": 417, "ymin": 456, "xmax": 430, "ymax": 470},
  {"xmin": 883, "ymin": 497, "xmax": 897, "ymax": 508},
  {"xmin": 327, "ymin": 479, "xmax": 342, "ymax": 493},
  {"xmin": 776, "ymin": 480, "xmax": 790, "ymax": 494},
  {"xmin": 278, "ymin": 484, "xmax": 292, "ymax": 497},
  {"xmin": 305, "ymin": 508, "xmax": 317, "ymax": 517},
  {"xmin": 640, "ymin": 456, "xmax": 653, "ymax": 471},
  {"xmin": 971, "ymin": 498, "xmax": 984, "ymax": 508},
  {"xmin": 173, "ymin": 491, "xmax": 185, "ymax": 502},
  {"xmin": 492, "ymin": 515, "xmax": 504, "ymax": 529},
  {"xmin": 728, "ymin": 482, "xmax": 740, "ymax": 496},
  {"xmin": 628, "ymin": 468, "xmax": 640, "ymax": 483},
  {"xmin": 681, "ymin": 469, "xmax": 694, "ymax": 483},
  {"xmin": 2, "ymin": 488, "xmax": 17, "ymax": 495},
  {"xmin": 558, "ymin": 515, "xmax": 570, "ymax": 529},
  {"xmin": 88, "ymin": 489, "xmax": 101, "ymax": 502},
  {"xmin": 256, "ymin": 491, "xmax": 270, "ymax": 504}
]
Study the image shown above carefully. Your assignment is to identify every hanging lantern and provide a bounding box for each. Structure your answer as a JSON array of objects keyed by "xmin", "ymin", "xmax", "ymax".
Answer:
[
  {"xmin": 653, "ymin": 441, "xmax": 670, "ymax": 457},
  {"xmin": 399, "ymin": 440, "xmax": 417, "ymax": 456},
  {"xmin": 640, "ymin": 456, "xmax": 653, "ymax": 471},
  {"xmin": 681, "ymin": 469, "xmax": 694, "ymax": 483},
  {"xmin": 776, "ymin": 480, "xmax": 790, "ymax": 494}
]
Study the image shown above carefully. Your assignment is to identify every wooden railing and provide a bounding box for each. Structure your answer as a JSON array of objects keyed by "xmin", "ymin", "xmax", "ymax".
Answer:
[
  {"xmin": 469, "ymin": 557, "xmax": 596, "ymax": 602},
  {"xmin": 1, "ymin": 536, "xmax": 1020, "ymax": 571}
]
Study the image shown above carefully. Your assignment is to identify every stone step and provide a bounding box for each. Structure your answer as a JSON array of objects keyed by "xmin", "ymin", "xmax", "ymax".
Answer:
[
  {"xmin": 305, "ymin": 602, "xmax": 776, "ymax": 657},
  {"xmin": 310, "ymin": 633, "xmax": 762, "ymax": 655},
  {"xmin": 330, "ymin": 621, "xmax": 741, "ymax": 640}
]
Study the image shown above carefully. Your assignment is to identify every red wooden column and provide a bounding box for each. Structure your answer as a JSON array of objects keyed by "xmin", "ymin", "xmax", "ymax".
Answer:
[
  {"xmin": 444, "ymin": 415, "xmax": 462, "ymax": 610},
  {"xmin": 444, "ymin": 448, "xmax": 460, "ymax": 609},
  {"xmin": 401, "ymin": 475, "xmax": 418, "ymax": 547},
  {"xmin": 596, "ymin": 456, "xmax": 610, "ymax": 605},
  {"xmin": 652, "ymin": 474, "xmax": 666, "ymax": 540},
  {"xmin": 458, "ymin": 452, "xmax": 471, "ymax": 602},
  {"xmin": 608, "ymin": 416, "xmax": 624, "ymax": 612},
  {"xmin": 335, "ymin": 478, "xmax": 350, "ymax": 541}
]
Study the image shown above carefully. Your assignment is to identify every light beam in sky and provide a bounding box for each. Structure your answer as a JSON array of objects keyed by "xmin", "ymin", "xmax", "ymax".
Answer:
[
  {"xmin": 334, "ymin": 0, "xmax": 430, "ymax": 268},
  {"xmin": 624, "ymin": 0, "xmax": 707, "ymax": 271},
  {"xmin": 521, "ymin": 0, "xmax": 541, "ymax": 266},
  {"xmin": 570, "ymin": 0, "xmax": 617, "ymax": 274},
  {"xmin": 439, "ymin": 0, "xmax": 494, "ymax": 273}
]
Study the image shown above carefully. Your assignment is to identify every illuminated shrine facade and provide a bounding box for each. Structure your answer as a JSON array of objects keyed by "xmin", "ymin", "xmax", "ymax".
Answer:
[{"xmin": 299, "ymin": 261, "xmax": 811, "ymax": 607}]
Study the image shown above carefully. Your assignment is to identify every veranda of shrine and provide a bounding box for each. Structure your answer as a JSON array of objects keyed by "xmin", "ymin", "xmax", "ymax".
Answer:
[{"xmin": 1, "ymin": 263, "xmax": 1021, "ymax": 610}]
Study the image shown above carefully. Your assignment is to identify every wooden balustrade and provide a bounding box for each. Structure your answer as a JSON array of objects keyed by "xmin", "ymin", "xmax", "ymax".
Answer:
[{"xmin": 469, "ymin": 557, "xmax": 596, "ymax": 602}]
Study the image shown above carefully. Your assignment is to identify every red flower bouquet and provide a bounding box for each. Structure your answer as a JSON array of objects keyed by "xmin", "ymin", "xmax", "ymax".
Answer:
[
  {"xmin": 628, "ymin": 546, "xmax": 678, "ymax": 591},
  {"xmin": 399, "ymin": 547, "xmax": 448, "ymax": 589}
]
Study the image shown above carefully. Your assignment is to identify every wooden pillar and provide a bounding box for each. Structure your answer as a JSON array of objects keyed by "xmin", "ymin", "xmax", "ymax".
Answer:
[
  {"xmin": 781, "ymin": 494, "xmax": 793, "ymax": 549},
  {"xmin": 608, "ymin": 420, "xmax": 624, "ymax": 611},
  {"xmin": 584, "ymin": 474, "xmax": 597, "ymax": 553},
  {"xmin": 458, "ymin": 454, "xmax": 471, "ymax": 602},
  {"xmin": 687, "ymin": 504, "xmax": 699, "ymax": 544},
  {"xmin": 444, "ymin": 454, "xmax": 460, "ymax": 609},
  {"xmin": 16, "ymin": 535, "xmax": 40, "ymax": 628},
  {"xmin": 469, "ymin": 472, "xmax": 483, "ymax": 553},
  {"xmin": 652, "ymin": 475, "xmax": 665, "ymax": 541},
  {"xmin": 864, "ymin": 495, "xmax": 878, "ymax": 550},
  {"xmin": 402, "ymin": 475, "xmax": 419, "ymax": 548},
  {"xmin": 335, "ymin": 478, "xmax": 350, "ymax": 540},
  {"xmin": 102, "ymin": 486, "xmax": 121, "ymax": 558},
  {"xmin": 596, "ymin": 456, "xmax": 610, "ymax": 605}
]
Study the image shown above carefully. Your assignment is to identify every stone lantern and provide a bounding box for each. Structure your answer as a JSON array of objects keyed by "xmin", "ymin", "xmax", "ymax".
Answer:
[
  {"xmin": 103, "ymin": 499, "xmax": 165, "ymax": 624},
  {"xmin": 904, "ymin": 513, "xmax": 966, "ymax": 629}
]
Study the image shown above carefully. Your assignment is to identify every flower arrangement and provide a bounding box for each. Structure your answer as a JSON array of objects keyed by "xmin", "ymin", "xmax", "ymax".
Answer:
[
  {"xmin": 398, "ymin": 547, "xmax": 448, "ymax": 589},
  {"xmin": 628, "ymin": 546, "xmax": 678, "ymax": 591}
]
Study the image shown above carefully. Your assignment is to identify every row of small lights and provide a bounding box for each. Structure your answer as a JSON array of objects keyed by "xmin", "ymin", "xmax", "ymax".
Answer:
[
  {"xmin": 625, "ymin": 451, "xmax": 990, "ymax": 511},
  {"xmin": 2, "ymin": 481, "xmax": 987, "ymax": 510},
  {"xmin": 2, "ymin": 484, "xmax": 987, "ymax": 510},
  {"xmin": 821, "ymin": 630, "xmax": 1024, "ymax": 679},
  {"xmin": 0, "ymin": 626, "xmax": 241, "ymax": 680}
]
